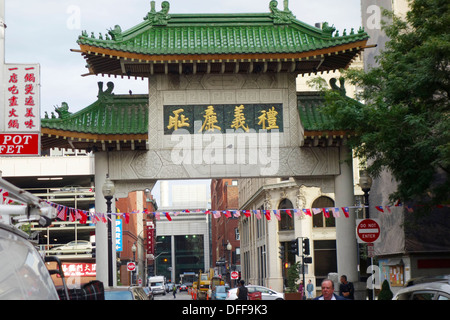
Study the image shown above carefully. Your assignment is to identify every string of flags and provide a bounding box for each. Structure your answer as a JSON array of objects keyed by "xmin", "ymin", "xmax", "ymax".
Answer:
[
  {"xmin": 1, "ymin": 188, "xmax": 447, "ymax": 225},
  {"xmin": 28, "ymin": 200, "xmax": 450, "ymax": 224}
]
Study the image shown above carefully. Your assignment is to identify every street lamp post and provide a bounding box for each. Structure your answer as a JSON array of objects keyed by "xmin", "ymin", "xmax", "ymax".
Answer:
[
  {"xmin": 359, "ymin": 169, "xmax": 373, "ymax": 299},
  {"xmin": 132, "ymin": 242, "xmax": 137, "ymax": 285},
  {"xmin": 102, "ymin": 174, "xmax": 115, "ymax": 288},
  {"xmin": 227, "ymin": 241, "xmax": 232, "ymax": 287}
]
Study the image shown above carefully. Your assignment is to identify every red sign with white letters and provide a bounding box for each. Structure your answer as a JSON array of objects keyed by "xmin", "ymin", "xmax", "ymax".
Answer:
[
  {"xmin": 356, "ymin": 219, "xmax": 381, "ymax": 243},
  {"xmin": 0, "ymin": 133, "xmax": 40, "ymax": 155},
  {"xmin": 2, "ymin": 64, "xmax": 41, "ymax": 156}
]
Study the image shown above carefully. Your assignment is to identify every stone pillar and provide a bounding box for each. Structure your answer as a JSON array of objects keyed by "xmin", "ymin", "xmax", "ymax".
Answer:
[
  {"xmin": 95, "ymin": 151, "xmax": 116, "ymax": 287},
  {"xmin": 334, "ymin": 145, "xmax": 358, "ymax": 282}
]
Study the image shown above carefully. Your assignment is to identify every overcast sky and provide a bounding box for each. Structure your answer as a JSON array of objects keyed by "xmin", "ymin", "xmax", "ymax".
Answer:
[{"xmin": 4, "ymin": 0, "xmax": 363, "ymax": 116}]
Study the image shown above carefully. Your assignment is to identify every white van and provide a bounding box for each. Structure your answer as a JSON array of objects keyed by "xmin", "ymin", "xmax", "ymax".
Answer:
[{"xmin": 149, "ymin": 276, "xmax": 166, "ymax": 295}]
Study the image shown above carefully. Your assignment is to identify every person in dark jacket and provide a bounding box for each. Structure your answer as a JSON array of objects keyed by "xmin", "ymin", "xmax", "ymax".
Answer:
[
  {"xmin": 339, "ymin": 275, "xmax": 354, "ymax": 300},
  {"xmin": 236, "ymin": 280, "xmax": 248, "ymax": 300}
]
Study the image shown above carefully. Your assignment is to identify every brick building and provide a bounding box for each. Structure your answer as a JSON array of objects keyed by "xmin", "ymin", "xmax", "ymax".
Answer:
[{"xmin": 211, "ymin": 179, "xmax": 240, "ymax": 284}]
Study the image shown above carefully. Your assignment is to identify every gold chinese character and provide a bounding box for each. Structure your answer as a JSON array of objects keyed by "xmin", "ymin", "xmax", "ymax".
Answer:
[
  {"xmin": 230, "ymin": 105, "xmax": 249, "ymax": 132},
  {"xmin": 167, "ymin": 108, "xmax": 190, "ymax": 131},
  {"xmin": 200, "ymin": 105, "xmax": 221, "ymax": 132},
  {"xmin": 258, "ymin": 107, "xmax": 279, "ymax": 130}
]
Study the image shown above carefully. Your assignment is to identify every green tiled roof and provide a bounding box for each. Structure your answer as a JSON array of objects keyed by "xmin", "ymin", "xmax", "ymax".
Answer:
[
  {"xmin": 297, "ymin": 93, "xmax": 331, "ymax": 131},
  {"xmin": 41, "ymin": 83, "xmax": 148, "ymax": 135},
  {"xmin": 77, "ymin": 1, "xmax": 368, "ymax": 57},
  {"xmin": 42, "ymin": 87, "xmax": 348, "ymax": 135}
]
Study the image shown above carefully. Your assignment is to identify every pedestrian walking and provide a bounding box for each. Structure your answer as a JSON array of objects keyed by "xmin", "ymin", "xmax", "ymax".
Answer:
[
  {"xmin": 173, "ymin": 284, "xmax": 177, "ymax": 298},
  {"xmin": 306, "ymin": 279, "xmax": 314, "ymax": 299},
  {"xmin": 298, "ymin": 280, "xmax": 304, "ymax": 299},
  {"xmin": 236, "ymin": 280, "xmax": 248, "ymax": 300}
]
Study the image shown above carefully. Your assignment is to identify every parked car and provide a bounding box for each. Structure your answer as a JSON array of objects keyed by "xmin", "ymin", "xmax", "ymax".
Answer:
[
  {"xmin": 50, "ymin": 240, "xmax": 92, "ymax": 254},
  {"xmin": 393, "ymin": 281, "xmax": 450, "ymax": 300},
  {"xmin": 143, "ymin": 287, "xmax": 154, "ymax": 300},
  {"xmin": 226, "ymin": 285, "xmax": 284, "ymax": 300},
  {"xmin": 213, "ymin": 285, "xmax": 230, "ymax": 300},
  {"xmin": 0, "ymin": 223, "xmax": 60, "ymax": 300},
  {"xmin": 104, "ymin": 286, "xmax": 149, "ymax": 300}
]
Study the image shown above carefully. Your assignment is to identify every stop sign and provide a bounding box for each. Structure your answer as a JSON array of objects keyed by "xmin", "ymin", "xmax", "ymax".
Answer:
[
  {"xmin": 356, "ymin": 219, "xmax": 381, "ymax": 243},
  {"xmin": 127, "ymin": 262, "xmax": 136, "ymax": 272}
]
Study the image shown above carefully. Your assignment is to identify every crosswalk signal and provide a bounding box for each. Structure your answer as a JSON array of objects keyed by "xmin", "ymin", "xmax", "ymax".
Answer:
[
  {"xmin": 290, "ymin": 239, "xmax": 299, "ymax": 256},
  {"xmin": 302, "ymin": 238, "xmax": 310, "ymax": 256},
  {"xmin": 278, "ymin": 244, "xmax": 285, "ymax": 260}
]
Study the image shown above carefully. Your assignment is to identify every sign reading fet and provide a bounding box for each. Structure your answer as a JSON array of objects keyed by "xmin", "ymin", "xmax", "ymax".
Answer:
[
  {"xmin": 2, "ymin": 64, "xmax": 41, "ymax": 156},
  {"xmin": 0, "ymin": 133, "xmax": 40, "ymax": 155},
  {"xmin": 356, "ymin": 219, "xmax": 381, "ymax": 243}
]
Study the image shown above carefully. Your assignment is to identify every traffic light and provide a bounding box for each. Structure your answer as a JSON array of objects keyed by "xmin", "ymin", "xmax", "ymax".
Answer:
[
  {"xmin": 91, "ymin": 242, "xmax": 96, "ymax": 258},
  {"xmin": 290, "ymin": 239, "xmax": 299, "ymax": 256},
  {"xmin": 278, "ymin": 244, "xmax": 285, "ymax": 260},
  {"xmin": 302, "ymin": 238, "xmax": 310, "ymax": 256}
]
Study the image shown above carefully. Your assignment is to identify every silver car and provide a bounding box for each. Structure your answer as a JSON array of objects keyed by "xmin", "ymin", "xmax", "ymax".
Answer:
[
  {"xmin": 393, "ymin": 281, "xmax": 450, "ymax": 300},
  {"xmin": 0, "ymin": 223, "xmax": 59, "ymax": 300},
  {"xmin": 51, "ymin": 240, "xmax": 92, "ymax": 254},
  {"xmin": 226, "ymin": 285, "xmax": 284, "ymax": 300}
]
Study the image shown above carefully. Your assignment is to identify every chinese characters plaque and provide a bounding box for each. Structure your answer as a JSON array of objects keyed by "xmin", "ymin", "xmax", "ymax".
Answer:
[
  {"xmin": 2, "ymin": 64, "xmax": 40, "ymax": 156},
  {"xmin": 164, "ymin": 103, "xmax": 283, "ymax": 135}
]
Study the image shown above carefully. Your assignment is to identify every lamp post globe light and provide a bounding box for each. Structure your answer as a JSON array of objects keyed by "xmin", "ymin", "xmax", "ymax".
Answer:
[
  {"xmin": 359, "ymin": 170, "xmax": 372, "ymax": 218},
  {"xmin": 102, "ymin": 174, "xmax": 115, "ymax": 287}
]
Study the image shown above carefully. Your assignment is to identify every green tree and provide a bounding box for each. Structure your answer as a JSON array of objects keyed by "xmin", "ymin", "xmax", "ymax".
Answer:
[
  {"xmin": 286, "ymin": 262, "xmax": 301, "ymax": 293},
  {"xmin": 319, "ymin": 0, "xmax": 449, "ymax": 207},
  {"xmin": 378, "ymin": 280, "xmax": 394, "ymax": 300}
]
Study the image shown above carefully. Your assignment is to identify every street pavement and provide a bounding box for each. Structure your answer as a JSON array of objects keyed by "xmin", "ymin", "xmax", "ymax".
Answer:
[{"xmin": 153, "ymin": 290, "xmax": 192, "ymax": 300}]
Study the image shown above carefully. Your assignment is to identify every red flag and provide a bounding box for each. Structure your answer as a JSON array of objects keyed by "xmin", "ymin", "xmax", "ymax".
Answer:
[
  {"xmin": 322, "ymin": 208, "xmax": 329, "ymax": 218},
  {"xmin": 286, "ymin": 209, "xmax": 292, "ymax": 218},
  {"xmin": 165, "ymin": 212, "xmax": 172, "ymax": 221},
  {"xmin": 124, "ymin": 212, "xmax": 130, "ymax": 224},
  {"xmin": 375, "ymin": 206, "xmax": 384, "ymax": 213},
  {"xmin": 302, "ymin": 209, "xmax": 312, "ymax": 217},
  {"xmin": 78, "ymin": 210, "xmax": 87, "ymax": 224},
  {"xmin": 264, "ymin": 210, "xmax": 271, "ymax": 220},
  {"xmin": 244, "ymin": 210, "xmax": 251, "ymax": 217},
  {"xmin": 341, "ymin": 207, "xmax": 350, "ymax": 218}
]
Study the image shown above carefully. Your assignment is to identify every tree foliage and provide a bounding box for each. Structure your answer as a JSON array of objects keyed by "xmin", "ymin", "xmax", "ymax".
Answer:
[{"xmin": 318, "ymin": 0, "xmax": 449, "ymax": 207}]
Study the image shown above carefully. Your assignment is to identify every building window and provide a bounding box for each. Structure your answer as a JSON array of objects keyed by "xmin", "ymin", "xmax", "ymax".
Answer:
[
  {"xmin": 278, "ymin": 198, "xmax": 294, "ymax": 231},
  {"xmin": 312, "ymin": 196, "xmax": 335, "ymax": 228},
  {"xmin": 235, "ymin": 227, "xmax": 240, "ymax": 241},
  {"xmin": 313, "ymin": 240, "xmax": 337, "ymax": 287}
]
